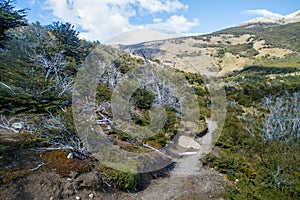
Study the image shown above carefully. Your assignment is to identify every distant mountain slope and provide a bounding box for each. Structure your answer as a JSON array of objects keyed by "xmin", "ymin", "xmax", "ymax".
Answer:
[
  {"xmin": 238, "ymin": 10, "xmax": 300, "ymax": 26},
  {"xmin": 215, "ymin": 21, "xmax": 300, "ymax": 53},
  {"xmin": 122, "ymin": 21, "xmax": 300, "ymax": 75}
]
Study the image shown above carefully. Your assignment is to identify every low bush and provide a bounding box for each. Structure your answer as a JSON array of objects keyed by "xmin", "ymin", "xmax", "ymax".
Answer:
[
  {"xmin": 204, "ymin": 87, "xmax": 300, "ymax": 199},
  {"xmin": 103, "ymin": 168, "xmax": 139, "ymax": 191}
]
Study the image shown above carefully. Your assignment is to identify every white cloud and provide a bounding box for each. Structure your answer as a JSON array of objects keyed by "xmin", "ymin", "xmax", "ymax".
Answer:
[
  {"xmin": 44, "ymin": 0, "xmax": 197, "ymax": 42},
  {"xmin": 163, "ymin": 15, "xmax": 199, "ymax": 32},
  {"xmin": 136, "ymin": 0, "xmax": 188, "ymax": 13},
  {"xmin": 245, "ymin": 9, "xmax": 283, "ymax": 18},
  {"xmin": 148, "ymin": 15, "xmax": 199, "ymax": 33},
  {"xmin": 153, "ymin": 18, "xmax": 163, "ymax": 23}
]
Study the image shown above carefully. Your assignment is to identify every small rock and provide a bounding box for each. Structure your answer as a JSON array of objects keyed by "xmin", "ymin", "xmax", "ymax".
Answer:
[
  {"xmin": 67, "ymin": 153, "xmax": 73, "ymax": 159},
  {"xmin": 67, "ymin": 178, "xmax": 72, "ymax": 181},
  {"xmin": 76, "ymin": 196, "xmax": 81, "ymax": 200},
  {"xmin": 50, "ymin": 197, "xmax": 54, "ymax": 200},
  {"xmin": 11, "ymin": 122, "xmax": 24, "ymax": 129},
  {"xmin": 88, "ymin": 193, "xmax": 94, "ymax": 198}
]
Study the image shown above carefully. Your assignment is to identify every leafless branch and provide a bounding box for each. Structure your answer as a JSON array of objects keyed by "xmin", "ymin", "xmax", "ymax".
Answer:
[{"xmin": 245, "ymin": 92, "xmax": 299, "ymax": 144}]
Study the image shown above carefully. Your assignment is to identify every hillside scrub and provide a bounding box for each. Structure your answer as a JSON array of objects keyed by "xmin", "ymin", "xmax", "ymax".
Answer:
[
  {"xmin": 204, "ymin": 71, "xmax": 300, "ymax": 199},
  {"xmin": 0, "ymin": 2, "xmax": 299, "ymax": 197},
  {"xmin": 0, "ymin": 14, "xmax": 212, "ymax": 191}
]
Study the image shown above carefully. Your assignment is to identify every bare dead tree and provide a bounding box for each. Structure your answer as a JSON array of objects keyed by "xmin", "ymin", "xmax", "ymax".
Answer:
[
  {"xmin": 143, "ymin": 61, "xmax": 180, "ymax": 113},
  {"xmin": 107, "ymin": 63, "xmax": 122, "ymax": 89},
  {"xmin": 34, "ymin": 111, "xmax": 89, "ymax": 158},
  {"xmin": 0, "ymin": 115, "xmax": 19, "ymax": 133},
  {"xmin": 245, "ymin": 92, "xmax": 299, "ymax": 145},
  {"xmin": 8, "ymin": 24, "xmax": 74, "ymax": 98}
]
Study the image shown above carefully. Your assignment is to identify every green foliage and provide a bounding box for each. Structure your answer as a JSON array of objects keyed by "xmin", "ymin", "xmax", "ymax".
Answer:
[
  {"xmin": 217, "ymin": 22, "xmax": 300, "ymax": 52},
  {"xmin": 96, "ymin": 83, "xmax": 113, "ymax": 102},
  {"xmin": 226, "ymin": 43, "xmax": 259, "ymax": 57},
  {"xmin": 259, "ymin": 22, "xmax": 300, "ymax": 52},
  {"xmin": 112, "ymin": 129, "xmax": 132, "ymax": 141},
  {"xmin": 48, "ymin": 21, "xmax": 81, "ymax": 61},
  {"xmin": 204, "ymin": 77, "xmax": 300, "ymax": 199},
  {"xmin": 204, "ymin": 141, "xmax": 300, "ymax": 200},
  {"xmin": 146, "ymin": 131, "xmax": 168, "ymax": 147},
  {"xmin": 183, "ymin": 71, "xmax": 210, "ymax": 118},
  {"xmin": 103, "ymin": 168, "xmax": 139, "ymax": 191},
  {"xmin": 0, "ymin": 21, "xmax": 96, "ymax": 114},
  {"xmin": 177, "ymin": 50, "xmax": 202, "ymax": 58},
  {"xmin": 18, "ymin": 132, "xmax": 48, "ymax": 148},
  {"xmin": 131, "ymin": 88, "xmax": 155, "ymax": 110},
  {"xmin": 133, "ymin": 110, "xmax": 151, "ymax": 126},
  {"xmin": 129, "ymin": 88, "xmax": 155, "ymax": 127},
  {"xmin": 56, "ymin": 106, "xmax": 77, "ymax": 134},
  {"xmin": 254, "ymin": 53, "xmax": 300, "ymax": 69},
  {"xmin": 238, "ymin": 65, "xmax": 299, "ymax": 75},
  {"xmin": 162, "ymin": 106, "xmax": 177, "ymax": 134},
  {"xmin": 184, "ymin": 71, "xmax": 205, "ymax": 85},
  {"xmin": 0, "ymin": 0, "xmax": 27, "ymax": 45},
  {"xmin": 113, "ymin": 54, "xmax": 144, "ymax": 74},
  {"xmin": 225, "ymin": 66, "xmax": 300, "ymax": 106},
  {"xmin": 216, "ymin": 48, "xmax": 225, "ymax": 58}
]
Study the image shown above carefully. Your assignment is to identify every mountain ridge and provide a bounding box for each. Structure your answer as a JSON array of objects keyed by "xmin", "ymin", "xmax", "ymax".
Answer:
[{"xmin": 238, "ymin": 10, "xmax": 300, "ymax": 26}]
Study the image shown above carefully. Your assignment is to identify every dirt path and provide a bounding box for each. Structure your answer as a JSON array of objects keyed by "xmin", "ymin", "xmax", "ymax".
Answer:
[
  {"xmin": 123, "ymin": 119, "xmax": 225, "ymax": 200},
  {"xmin": 133, "ymin": 168, "xmax": 225, "ymax": 200}
]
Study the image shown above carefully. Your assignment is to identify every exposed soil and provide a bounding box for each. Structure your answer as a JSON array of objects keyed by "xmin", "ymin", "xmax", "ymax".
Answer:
[
  {"xmin": 0, "ymin": 128, "xmax": 226, "ymax": 200},
  {"xmin": 132, "ymin": 164, "xmax": 225, "ymax": 200},
  {"xmin": 0, "ymin": 161, "xmax": 225, "ymax": 200}
]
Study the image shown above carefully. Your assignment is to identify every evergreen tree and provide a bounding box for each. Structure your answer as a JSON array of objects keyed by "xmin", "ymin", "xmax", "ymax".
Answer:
[
  {"xmin": 48, "ymin": 22, "xmax": 80, "ymax": 61},
  {"xmin": 0, "ymin": 0, "xmax": 27, "ymax": 46}
]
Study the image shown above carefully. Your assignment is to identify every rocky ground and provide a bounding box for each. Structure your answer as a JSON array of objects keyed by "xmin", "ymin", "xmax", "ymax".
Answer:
[
  {"xmin": 0, "ymin": 125, "xmax": 226, "ymax": 200},
  {"xmin": 0, "ymin": 160, "xmax": 225, "ymax": 200}
]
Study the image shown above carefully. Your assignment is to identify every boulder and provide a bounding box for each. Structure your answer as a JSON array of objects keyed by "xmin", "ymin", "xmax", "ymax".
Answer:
[{"xmin": 178, "ymin": 136, "xmax": 201, "ymax": 150}]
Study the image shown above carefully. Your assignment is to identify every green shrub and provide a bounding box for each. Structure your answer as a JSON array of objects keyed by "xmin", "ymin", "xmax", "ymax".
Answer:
[
  {"xmin": 146, "ymin": 131, "xmax": 168, "ymax": 147},
  {"xmin": 103, "ymin": 168, "xmax": 139, "ymax": 191},
  {"xmin": 204, "ymin": 92, "xmax": 300, "ymax": 199},
  {"xmin": 18, "ymin": 132, "xmax": 48, "ymax": 148},
  {"xmin": 112, "ymin": 129, "xmax": 132, "ymax": 141},
  {"xmin": 131, "ymin": 88, "xmax": 155, "ymax": 110},
  {"xmin": 96, "ymin": 83, "xmax": 113, "ymax": 102}
]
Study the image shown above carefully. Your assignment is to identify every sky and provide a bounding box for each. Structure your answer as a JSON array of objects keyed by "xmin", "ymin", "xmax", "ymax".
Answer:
[{"xmin": 15, "ymin": 0, "xmax": 300, "ymax": 43}]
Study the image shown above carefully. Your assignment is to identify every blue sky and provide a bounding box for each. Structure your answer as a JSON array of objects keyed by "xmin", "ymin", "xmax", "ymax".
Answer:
[{"xmin": 16, "ymin": 0, "xmax": 300, "ymax": 42}]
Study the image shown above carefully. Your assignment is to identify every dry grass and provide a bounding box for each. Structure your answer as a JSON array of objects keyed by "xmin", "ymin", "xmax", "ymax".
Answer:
[
  {"xmin": 257, "ymin": 48, "xmax": 294, "ymax": 58},
  {"xmin": 253, "ymin": 40, "xmax": 294, "ymax": 58},
  {"xmin": 218, "ymin": 53, "xmax": 253, "ymax": 75}
]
